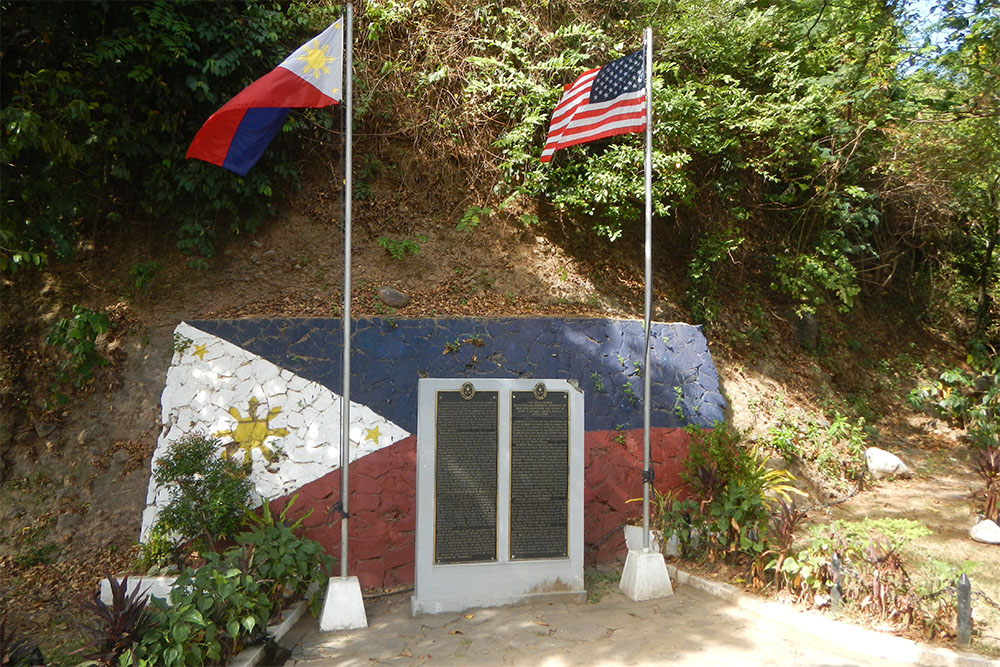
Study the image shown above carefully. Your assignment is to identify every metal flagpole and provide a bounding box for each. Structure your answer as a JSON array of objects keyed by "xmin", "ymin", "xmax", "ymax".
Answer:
[
  {"xmin": 641, "ymin": 26, "xmax": 653, "ymax": 552},
  {"xmin": 320, "ymin": 5, "xmax": 367, "ymax": 628},
  {"xmin": 340, "ymin": 0, "xmax": 354, "ymax": 580}
]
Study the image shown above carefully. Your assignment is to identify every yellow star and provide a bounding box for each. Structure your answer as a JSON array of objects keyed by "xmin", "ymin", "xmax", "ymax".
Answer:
[
  {"xmin": 214, "ymin": 397, "xmax": 289, "ymax": 465},
  {"xmin": 364, "ymin": 425, "xmax": 381, "ymax": 444},
  {"xmin": 192, "ymin": 344, "xmax": 208, "ymax": 360}
]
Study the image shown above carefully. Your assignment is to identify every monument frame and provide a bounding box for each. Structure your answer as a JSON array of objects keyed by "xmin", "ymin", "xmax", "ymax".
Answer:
[{"xmin": 411, "ymin": 378, "xmax": 585, "ymax": 615}]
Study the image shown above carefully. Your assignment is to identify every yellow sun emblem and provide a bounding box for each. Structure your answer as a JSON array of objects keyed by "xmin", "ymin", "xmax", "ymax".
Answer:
[
  {"xmin": 214, "ymin": 397, "xmax": 289, "ymax": 465},
  {"xmin": 298, "ymin": 39, "xmax": 337, "ymax": 79}
]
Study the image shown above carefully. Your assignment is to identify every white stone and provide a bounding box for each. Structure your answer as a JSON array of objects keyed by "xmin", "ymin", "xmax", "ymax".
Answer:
[
  {"xmin": 865, "ymin": 447, "xmax": 911, "ymax": 479},
  {"xmin": 320, "ymin": 577, "xmax": 367, "ymax": 631},
  {"xmin": 969, "ymin": 519, "xmax": 1000, "ymax": 544},
  {"xmin": 620, "ymin": 549, "xmax": 674, "ymax": 601}
]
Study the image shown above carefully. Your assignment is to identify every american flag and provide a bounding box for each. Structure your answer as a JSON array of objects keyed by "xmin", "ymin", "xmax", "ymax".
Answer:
[{"xmin": 540, "ymin": 49, "xmax": 646, "ymax": 163}]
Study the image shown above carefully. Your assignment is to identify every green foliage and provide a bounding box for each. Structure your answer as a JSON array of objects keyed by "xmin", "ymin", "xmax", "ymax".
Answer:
[
  {"xmin": 125, "ymin": 551, "xmax": 272, "ymax": 667},
  {"xmin": 686, "ymin": 227, "xmax": 744, "ymax": 325},
  {"xmin": 45, "ymin": 305, "xmax": 111, "ymax": 389},
  {"xmin": 681, "ymin": 423, "xmax": 804, "ymax": 560},
  {"xmin": 770, "ymin": 232, "xmax": 862, "ymax": 315},
  {"xmin": 150, "ymin": 434, "xmax": 253, "ymax": 554},
  {"xmin": 761, "ymin": 412, "xmax": 868, "ymax": 487},
  {"xmin": 1, "ymin": 2, "xmax": 338, "ymax": 269},
  {"xmin": 590, "ymin": 371, "xmax": 604, "ymax": 392},
  {"xmin": 237, "ymin": 495, "xmax": 334, "ymax": 614},
  {"xmin": 907, "ymin": 344, "xmax": 999, "ymax": 448},
  {"xmin": 128, "ymin": 261, "xmax": 163, "ymax": 294},
  {"xmin": 377, "ymin": 235, "xmax": 427, "ymax": 259},
  {"xmin": 457, "ymin": 205, "xmax": 492, "ymax": 232}
]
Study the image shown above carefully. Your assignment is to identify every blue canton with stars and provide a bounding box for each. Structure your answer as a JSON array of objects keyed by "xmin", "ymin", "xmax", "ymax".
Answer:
[{"xmin": 590, "ymin": 49, "xmax": 645, "ymax": 104}]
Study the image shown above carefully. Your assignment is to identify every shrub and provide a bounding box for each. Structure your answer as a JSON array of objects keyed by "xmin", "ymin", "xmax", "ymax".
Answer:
[
  {"xmin": 76, "ymin": 575, "xmax": 154, "ymax": 665},
  {"xmin": 681, "ymin": 423, "xmax": 804, "ymax": 561},
  {"xmin": 149, "ymin": 434, "xmax": 253, "ymax": 554},
  {"xmin": 236, "ymin": 495, "xmax": 335, "ymax": 615},
  {"xmin": 45, "ymin": 305, "xmax": 111, "ymax": 391},
  {"xmin": 906, "ymin": 343, "xmax": 999, "ymax": 449},
  {"xmin": 124, "ymin": 551, "xmax": 272, "ymax": 667}
]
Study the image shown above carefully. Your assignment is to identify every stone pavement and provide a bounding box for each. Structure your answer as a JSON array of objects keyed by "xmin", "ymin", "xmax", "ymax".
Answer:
[{"xmin": 278, "ymin": 571, "xmax": 999, "ymax": 667}]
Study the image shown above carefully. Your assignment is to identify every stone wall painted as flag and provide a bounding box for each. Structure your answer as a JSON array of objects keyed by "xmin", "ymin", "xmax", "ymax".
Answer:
[{"xmin": 146, "ymin": 317, "xmax": 725, "ymax": 588}]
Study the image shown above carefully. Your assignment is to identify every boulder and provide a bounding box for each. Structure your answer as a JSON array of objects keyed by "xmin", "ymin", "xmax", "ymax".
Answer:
[
  {"xmin": 865, "ymin": 447, "xmax": 911, "ymax": 479},
  {"xmin": 377, "ymin": 286, "xmax": 410, "ymax": 308},
  {"xmin": 969, "ymin": 519, "xmax": 1000, "ymax": 545}
]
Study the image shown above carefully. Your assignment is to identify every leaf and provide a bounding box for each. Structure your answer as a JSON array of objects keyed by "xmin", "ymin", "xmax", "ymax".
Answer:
[{"xmin": 242, "ymin": 615, "xmax": 257, "ymax": 633}]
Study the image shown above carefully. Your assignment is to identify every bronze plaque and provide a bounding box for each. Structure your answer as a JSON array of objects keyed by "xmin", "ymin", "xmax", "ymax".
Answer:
[
  {"xmin": 434, "ymin": 389, "xmax": 498, "ymax": 564},
  {"xmin": 510, "ymin": 389, "xmax": 569, "ymax": 559}
]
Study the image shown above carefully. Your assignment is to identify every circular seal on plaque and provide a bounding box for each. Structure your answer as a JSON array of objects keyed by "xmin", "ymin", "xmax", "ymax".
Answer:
[
  {"xmin": 533, "ymin": 382, "xmax": 547, "ymax": 400},
  {"xmin": 460, "ymin": 382, "xmax": 475, "ymax": 400}
]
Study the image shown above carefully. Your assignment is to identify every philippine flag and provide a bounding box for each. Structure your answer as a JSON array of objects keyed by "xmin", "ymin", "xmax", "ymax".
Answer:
[{"xmin": 186, "ymin": 20, "xmax": 344, "ymax": 175}]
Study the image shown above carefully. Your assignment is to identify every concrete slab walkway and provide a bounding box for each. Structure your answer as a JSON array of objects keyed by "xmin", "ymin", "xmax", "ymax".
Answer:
[{"xmin": 280, "ymin": 570, "xmax": 998, "ymax": 667}]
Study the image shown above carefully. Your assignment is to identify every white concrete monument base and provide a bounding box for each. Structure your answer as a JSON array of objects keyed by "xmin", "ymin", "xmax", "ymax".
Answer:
[
  {"xmin": 620, "ymin": 549, "xmax": 674, "ymax": 601},
  {"xmin": 319, "ymin": 576, "xmax": 368, "ymax": 631}
]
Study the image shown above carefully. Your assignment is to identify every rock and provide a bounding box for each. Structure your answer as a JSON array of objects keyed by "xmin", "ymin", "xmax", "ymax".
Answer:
[
  {"xmin": 969, "ymin": 519, "xmax": 1000, "ymax": 545},
  {"xmin": 377, "ymin": 286, "xmax": 411, "ymax": 308},
  {"xmin": 792, "ymin": 310, "xmax": 818, "ymax": 350},
  {"xmin": 35, "ymin": 422, "xmax": 57, "ymax": 438},
  {"xmin": 865, "ymin": 447, "xmax": 911, "ymax": 479},
  {"xmin": 262, "ymin": 249, "xmax": 277, "ymax": 259}
]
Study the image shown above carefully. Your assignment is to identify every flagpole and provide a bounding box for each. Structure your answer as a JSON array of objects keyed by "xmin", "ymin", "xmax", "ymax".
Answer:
[
  {"xmin": 340, "ymin": 0, "xmax": 354, "ymax": 581},
  {"xmin": 321, "ymin": 3, "xmax": 367, "ymax": 630},
  {"xmin": 641, "ymin": 26, "xmax": 653, "ymax": 552}
]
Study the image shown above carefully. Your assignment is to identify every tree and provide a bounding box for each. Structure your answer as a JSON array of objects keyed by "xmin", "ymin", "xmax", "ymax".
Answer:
[{"xmin": 1, "ymin": 1, "xmax": 335, "ymax": 271}]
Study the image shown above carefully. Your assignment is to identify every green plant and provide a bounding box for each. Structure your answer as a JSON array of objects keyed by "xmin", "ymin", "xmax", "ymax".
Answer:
[
  {"xmin": 686, "ymin": 227, "xmax": 744, "ymax": 325},
  {"xmin": 125, "ymin": 551, "xmax": 272, "ymax": 666},
  {"xmin": 653, "ymin": 491, "xmax": 704, "ymax": 559},
  {"xmin": 770, "ymin": 232, "xmax": 861, "ymax": 316},
  {"xmin": 128, "ymin": 261, "xmax": 162, "ymax": 294},
  {"xmin": 622, "ymin": 381, "xmax": 637, "ymax": 406},
  {"xmin": 237, "ymin": 495, "xmax": 334, "ymax": 614},
  {"xmin": 763, "ymin": 421, "xmax": 800, "ymax": 461},
  {"xmin": 457, "ymin": 205, "xmax": 492, "ymax": 232},
  {"xmin": 682, "ymin": 423, "xmax": 804, "ymax": 561},
  {"xmin": 377, "ymin": 235, "xmax": 427, "ymax": 259},
  {"xmin": 46, "ymin": 305, "xmax": 111, "ymax": 388},
  {"xmin": 149, "ymin": 434, "xmax": 253, "ymax": 553},
  {"xmin": 137, "ymin": 524, "xmax": 183, "ymax": 574},
  {"xmin": 590, "ymin": 371, "xmax": 605, "ymax": 392},
  {"xmin": 171, "ymin": 333, "xmax": 193, "ymax": 355},
  {"xmin": 907, "ymin": 344, "xmax": 999, "ymax": 449},
  {"xmin": 761, "ymin": 498, "xmax": 808, "ymax": 590},
  {"xmin": 76, "ymin": 575, "xmax": 154, "ymax": 665}
]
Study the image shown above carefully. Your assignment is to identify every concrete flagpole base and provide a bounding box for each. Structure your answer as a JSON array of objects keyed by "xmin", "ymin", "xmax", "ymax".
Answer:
[
  {"xmin": 619, "ymin": 549, "xmax": 674, "ymax": 601},
  {"xmin": 319, "ymin": 576, "xmax": 368, "ymax": 631}
]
